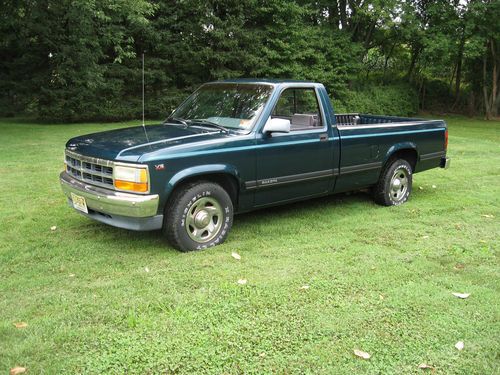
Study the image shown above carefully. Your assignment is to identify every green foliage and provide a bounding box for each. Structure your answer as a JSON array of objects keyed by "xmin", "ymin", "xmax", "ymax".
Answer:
[
  {"xmin": 332, "ymin": 84, "xmax": 419, "ymax": 116},
  {"xmin": 0, "ymin": 0, "xmax": 154, "ymax": 122},
  {"xmin": 0, "ymin": 117, "xmax": 499, "ymax": 373},
  {"xmin": 0, "ymin": 0, "xmax": 498, "ymax": 121},
  {"xmin": 401, "ymin": 0, "xmax": 500, "ymax": 117}
]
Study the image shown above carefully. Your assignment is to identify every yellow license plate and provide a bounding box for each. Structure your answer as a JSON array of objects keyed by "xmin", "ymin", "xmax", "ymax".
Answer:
[{"xmin": 71, "ymin": 193, "xmax": 88, "ymax": 214}]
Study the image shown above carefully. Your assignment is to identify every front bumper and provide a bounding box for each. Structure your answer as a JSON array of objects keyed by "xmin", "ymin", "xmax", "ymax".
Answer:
[{"xmin": 60, "ymin": 172, "xmax": 163, "ymax": 231}]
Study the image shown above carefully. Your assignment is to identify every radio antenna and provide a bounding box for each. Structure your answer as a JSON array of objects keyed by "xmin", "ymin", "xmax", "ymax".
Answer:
[
  {"xmin": 140, "ymin": 51, "xmax": 150, "ymax": 143},
  {"xmin": 142, "ymin": 51, "xmax": 145, "ymax": 127}
]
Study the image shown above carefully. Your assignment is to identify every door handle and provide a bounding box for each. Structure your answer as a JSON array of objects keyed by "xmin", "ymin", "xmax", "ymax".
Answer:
[{"xmin": 319, "ymin": 133, "xmax": 328, "ymax": 141}]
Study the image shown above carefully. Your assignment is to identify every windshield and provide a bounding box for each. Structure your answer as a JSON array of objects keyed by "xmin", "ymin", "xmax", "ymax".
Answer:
[{"xmin": 169, "ymin": 83, "xmax": 273, "ymax": 132}]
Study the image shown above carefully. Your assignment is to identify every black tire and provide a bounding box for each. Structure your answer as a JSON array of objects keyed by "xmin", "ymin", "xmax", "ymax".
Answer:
[
  {"xmin": 373, "ymin": 159, "xmax": 413, "ymax": 206},
  {"xmin": 163, "ymin": 181, "xmax": 234, "ymax": 251}
]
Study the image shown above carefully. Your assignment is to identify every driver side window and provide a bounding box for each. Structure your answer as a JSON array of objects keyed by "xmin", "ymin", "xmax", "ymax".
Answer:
[{"xmin": 272, "ymin": 88, "xmax": 322, "ymax": 130}]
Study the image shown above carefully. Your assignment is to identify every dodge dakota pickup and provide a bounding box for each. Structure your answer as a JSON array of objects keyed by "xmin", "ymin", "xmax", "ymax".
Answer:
[{"xmin": 60, "ymin": 79, "xmax": 450, "ymax": 251}]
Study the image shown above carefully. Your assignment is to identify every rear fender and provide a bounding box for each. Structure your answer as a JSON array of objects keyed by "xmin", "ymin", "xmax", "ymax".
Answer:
[{"xmin": 383, "ymin": 142, "xmax": 418, "ymax": 167}]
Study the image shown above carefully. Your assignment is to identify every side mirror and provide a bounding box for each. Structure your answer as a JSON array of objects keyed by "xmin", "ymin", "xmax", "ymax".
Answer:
[{"xmin": 263, "ymin": 117, "xmax": 291, "ymax": 134}]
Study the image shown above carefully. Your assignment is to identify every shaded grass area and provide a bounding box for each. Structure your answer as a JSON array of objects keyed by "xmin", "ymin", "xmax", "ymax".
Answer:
[{"xmin": 0, "ymin": 117, "xmax": 499, "ymax": 374}]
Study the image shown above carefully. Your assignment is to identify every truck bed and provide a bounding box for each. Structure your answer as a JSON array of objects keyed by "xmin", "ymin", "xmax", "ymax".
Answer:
[{"xmin": 333, "ymin": 112, "xmax": 447, "ymax": 193}]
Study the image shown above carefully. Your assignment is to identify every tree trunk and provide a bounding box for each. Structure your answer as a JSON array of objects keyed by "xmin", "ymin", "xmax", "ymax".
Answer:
[
  {"xmin": 449, "ymin": 61, "xmax": 457, "ymax": 92},
  {"xmin": 339, "ymin": 0, "xmax": 347, "ymax": 30},
  {"xmin": 383, "ymin": 42, "xmax": 396, "ymax": 83},
  {"xmin": 483, "ymin": 47, "xmax": 492, "ymax": 120},
  {"xmin": 348, "ymin": 0, "xmax": 360, "ymax": 40},
  {"xmin": 490, "ymin": 39, "xmax": 498, "ymax": 117},
  {"xmin": 406, "ymin": 45, "xmax": 421, "ymax": 81},
  {"xmin": 364, "ymin": 21, "xmax": 376, "ymax": 49},
  {"xmin": 330, "ymin": 3, "xmax": 340, "ymax": 29},
  {"xmin": 452, "ymin": 29, "xmax": 465, "ymax": 109}
]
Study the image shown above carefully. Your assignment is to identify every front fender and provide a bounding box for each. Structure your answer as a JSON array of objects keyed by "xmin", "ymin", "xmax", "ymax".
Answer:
[{"xmin": 165, "ymin": 164, "xmax": 241, "ymax": 198}]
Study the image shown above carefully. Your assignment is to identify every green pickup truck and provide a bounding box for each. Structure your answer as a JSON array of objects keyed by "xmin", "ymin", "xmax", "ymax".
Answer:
[{"xmin": 60, "ymin": 79, "xmax": 450, "ymax": 251}]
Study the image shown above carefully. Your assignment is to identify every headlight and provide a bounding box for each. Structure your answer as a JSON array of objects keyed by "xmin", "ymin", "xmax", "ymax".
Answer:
[{"xmin": 113, "ymin": 165, "xmax": 149, "ymax": 193}]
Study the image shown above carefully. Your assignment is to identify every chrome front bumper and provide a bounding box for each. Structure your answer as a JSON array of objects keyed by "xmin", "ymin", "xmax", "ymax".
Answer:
[{"xmin": 60, "ymin": 172, "xmax": 163, "ymax": 231}]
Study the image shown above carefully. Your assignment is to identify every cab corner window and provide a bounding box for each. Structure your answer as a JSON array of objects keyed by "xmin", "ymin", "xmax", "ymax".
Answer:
[{"xmin": 271, "ymin": 88, "xmax": 323, "ymax": 131}]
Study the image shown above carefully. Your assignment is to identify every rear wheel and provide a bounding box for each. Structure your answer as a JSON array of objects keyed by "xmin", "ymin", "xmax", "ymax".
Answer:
[
  {"xmin": 163, "ymin": 181, "xmax": 233, "ymax": 251},
  {"xmin": 373, "ymin": 159, "xmax": 412, "ymax": 206}
]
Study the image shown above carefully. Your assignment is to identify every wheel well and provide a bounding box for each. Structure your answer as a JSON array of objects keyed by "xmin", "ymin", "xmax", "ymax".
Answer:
[
  {"xmin": 171, "ymin": 173, "xmax": 239, "ymax": 206},
  {"xmin": 387, "ymin": 149, "xmax": 417, "ymax": 171}
]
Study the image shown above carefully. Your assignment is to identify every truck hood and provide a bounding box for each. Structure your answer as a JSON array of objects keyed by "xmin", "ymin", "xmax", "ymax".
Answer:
[{"xmin": 65, "ymin": 124, "xmax": 231, "ymax": 162}]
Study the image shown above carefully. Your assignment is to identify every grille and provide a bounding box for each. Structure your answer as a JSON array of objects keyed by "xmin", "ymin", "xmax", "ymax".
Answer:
[{"xmin": 65, "ymin": 151, "xmax": 114, "ymax": 188}]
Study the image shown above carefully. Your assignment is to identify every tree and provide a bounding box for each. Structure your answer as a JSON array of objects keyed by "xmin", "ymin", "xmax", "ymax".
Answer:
[
  {"xmin": 0, "ymin": 0, "xmax": 497, "ymax": 120},
  {"xmin": 464, "ymin": 0, "xmax": 500, "ymax": 118}
]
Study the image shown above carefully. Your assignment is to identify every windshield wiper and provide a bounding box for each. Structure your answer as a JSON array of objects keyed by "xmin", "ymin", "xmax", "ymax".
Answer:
[
  {"xmin": 189, "ymin": 119, "xmax": 229, "ymax": 133},
  {"xmin": 164, "ymin": 117, "xmax": 188, "ymax": 127}
]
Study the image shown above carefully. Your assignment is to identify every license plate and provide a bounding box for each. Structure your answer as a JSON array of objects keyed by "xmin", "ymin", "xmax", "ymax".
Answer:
[{"xmin": 71, "ymin": 193, "xmax": 88, "ymax": 213}]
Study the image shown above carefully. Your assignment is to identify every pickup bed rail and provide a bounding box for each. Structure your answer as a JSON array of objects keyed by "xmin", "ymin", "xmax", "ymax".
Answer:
[{"xmin": 335, "ymin": 113, "xmax": 423, "ymax": 126}]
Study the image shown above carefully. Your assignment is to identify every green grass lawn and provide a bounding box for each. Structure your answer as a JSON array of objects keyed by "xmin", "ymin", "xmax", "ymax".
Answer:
[{"xmin": 0, "ymin": 116, "xmax": 499, "ymax": 374}]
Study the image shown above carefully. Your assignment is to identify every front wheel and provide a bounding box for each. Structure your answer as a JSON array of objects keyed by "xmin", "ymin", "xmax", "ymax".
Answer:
[
  {"xmin": 373, "ymin": 159, "xmax": 413, "ymax": 206},
  {"xmin": 163, "ymin": 181, "xmax": 233, "ymax": 251}
]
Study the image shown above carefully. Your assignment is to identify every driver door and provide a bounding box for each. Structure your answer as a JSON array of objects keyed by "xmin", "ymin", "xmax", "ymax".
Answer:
[{"xmin": 253, "ymin": 87, "xmax": 335, "ymax": 207}]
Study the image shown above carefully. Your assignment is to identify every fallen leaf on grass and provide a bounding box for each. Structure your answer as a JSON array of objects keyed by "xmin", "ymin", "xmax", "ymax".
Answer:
[
  {"xmin": 452, "ymin": 292, "xmax": 470, "ymax": 299},
  {"xmin": 481, "ymin": 214, "xmax": 494, "ymax": 218},
  {"xmin": 237, "ymin": 279, "xmax": 247, "ymax": 285},
  {"xmin": 50, "ymin": 226, "xmax": 57, "ymax": 231},
  {"xmin": 231, "ymin": 252, "xmax": 241, "ymax": 260},
  {"xmin": 422, "ymin": 235, "xmax": 430, "ymax": 239},
  {"xmin": 453, "ymin": 263, "xmax": 465, "ymax": 270},
  {"xmin": 379, "ymin": 294, "xmax": 385, "ymax": 300},
  {"xmin": 69, "ymin": 273, "xmax": 75, "ymax": 277},
  {"xmin": 259, "ymin": 352, "xmax": 266, "ymax": 358},
  {"xmin": 300, "ymin": 285, "xmax": 310, "ymax": 290},
  {"xmin": 353, "ymin": 349, "xmax": 371, "ymax": 359},
  {"xmin": 418, "ymin": 363, "xmax": 435, "ymax": 370},
  {"xmin": 13, "ymin": 322, "xmax": 28, "ymax": 329},
  {"xmin": 10, "ymin": 367, "xmax": 27, "ymax": 375},
  {"xmin": 455, "ymin": 341, "xmax": 464, "ymax": 350}
]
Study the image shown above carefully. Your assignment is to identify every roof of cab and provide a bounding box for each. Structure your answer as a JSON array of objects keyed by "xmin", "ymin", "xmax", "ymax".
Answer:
[{"xmin": 212, "ymin": 78, "xmax": 320, "ymax": 85}]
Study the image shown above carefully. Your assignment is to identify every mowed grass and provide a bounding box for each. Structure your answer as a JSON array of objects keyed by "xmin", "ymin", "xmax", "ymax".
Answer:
[{"xmin": 0, "ymin": 116, "xmax": 498, "ymax": 374}]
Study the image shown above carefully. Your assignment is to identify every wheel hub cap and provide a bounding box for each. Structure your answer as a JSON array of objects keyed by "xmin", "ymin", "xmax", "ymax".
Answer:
[
  {"xmin": 392, "ymin": 179, "xmax": 401, "ymax": 190},
  {"xmin": 389, "ymin": 168, "xmax": 409, "ymax": 202},
  {"xmin": 194, "ymin": 210, "xmax": 210, "ymax": 228},
  {"xmin": 185, "ymin": 197, "xmax": 223, "ymax": 243}
]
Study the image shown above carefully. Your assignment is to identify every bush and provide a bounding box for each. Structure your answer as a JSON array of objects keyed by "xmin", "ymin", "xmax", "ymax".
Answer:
[{"xmin": 331, "ymin": 83, "xmax": 419, "ymax": 116}]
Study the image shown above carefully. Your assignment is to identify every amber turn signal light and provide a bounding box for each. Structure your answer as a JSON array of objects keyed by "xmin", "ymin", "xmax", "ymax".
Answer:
[{"xmin": 114, "ymin": 180, "xmax": 149, "ymax": 193}]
